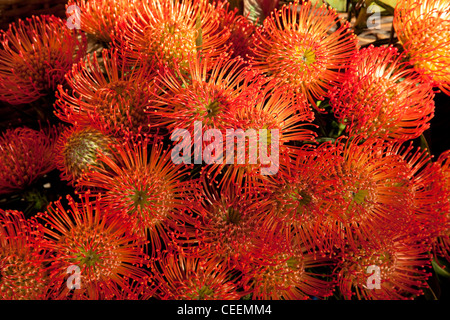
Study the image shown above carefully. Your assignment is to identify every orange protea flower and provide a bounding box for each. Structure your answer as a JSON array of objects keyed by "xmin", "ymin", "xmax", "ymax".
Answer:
[
  {"xmin": 329, "ymin": 45, "xmax": 435, "ymax": 141},
  {"xmin": 54, "ymin": 125, "xmax": 114, "ymax": 184},
  {"xmin": 37, "ymin": 194, "xmax": 150, "ymax": 300},
  {"xmin": 0, "ymin": 126, "xmax": 58, "ymax": 195},
  {"xmin": 153, "ymin": 54, "xmax": 264, "ymax": 134},
  {"xmin": 393, "ymin": 0, "xmax": 450, "ymax": 95},
  {"xmin": 336, "ymin": 233, "xmax": 433, "ymax": 300},
  {"xmin": 0, "ymin": 209, "xmax": 50, "ymax": 300},
  {"xmin": 250, "ymin": 0, "xmax": 358, "ymax": 107},
  {"xmin": 188, "ymin": 178, "xmax": 273, "ymax": 270},
  {"xmin": 55, "ymin": 48, "xmax": 160, "ymax": 138},
  {"xmin": 152, "ymin": 251, "xmax": 244, "ymax": 300},
  {"xmin": 67, "ymin": 0, "xmax": 140, "ymax": 42},
  {"xmin": 260, "ymin": 145, "xmax": 341, "ymax": 252},
  {"xmin": 0, "ymin": 15, "xmax": 87, "ymax": 105},
  {"xmin": 204, "ymin": 80, "xmax": 315, "ymax": 187},
  {"xmin": 113, "ymin": 0, "xmax": 230, "ymax": 70},
  {"xmin": 75, "ymin": 138, "xmax": 197, "ymax": 256},
  {"xmin": 241, "ymin": 232, "xmax": 335, "ymax": 300},
  {"xmin": 323, "ymin": 139, "xmax": 434, "ymax": 250}
]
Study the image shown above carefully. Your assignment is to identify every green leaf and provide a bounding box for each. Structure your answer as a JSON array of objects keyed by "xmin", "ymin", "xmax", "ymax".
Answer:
[
  {"xmin": 329, "ymin": 120, "xmax": 346, "ymax": 138},
  {"xmin": 432, "ymin": 259, "xmax": 450, "ymax": 279},
  {"xmin": 419, "ymin": 134, "xmax": 431, "ymax": 156}
]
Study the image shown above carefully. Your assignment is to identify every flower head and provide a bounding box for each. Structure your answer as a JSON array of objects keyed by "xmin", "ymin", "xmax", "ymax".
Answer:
[
  {"xmin": 394, "ymin": 0, "xmax": 450, "ymax": 95},
  {"xmin": 188, "ymin": 178, "xmax": 273, "ymax": 270},
  {"xmin": 0, "ymin": 209, "xmax": 50, "ymax": 300},
  {"xmin": 0, "ymin": 126, "xmax": 58, "ymax": 195},
  {"xmin": 0, "ymin": 15, "xmax": 87, "ymax": 105},
  {"xmin": 242, "ymin": 232, "xmax": 335, "ymax": 300},
  {"xmin": 153, "ymin": 54, "xmax": 264, "ymax": 133},
  {"xmin": 336, "ymin": 233, "xmax": 432, "ymax": 300},
  {"xmin": 329, "ymin": 45, "xmax": 435, "ymax": 140},
  {"xmin": 55, "ymin": 48, "xmax": 160, "ymax": 138},
  {"xmin": 203, "ymin": 79, "xmax": 315, "ymax": 188},
  {"xmin": 261, "ymin": 145, "xmax": 341, "ymax": 252},
  {"xmin": 152, "ymin": 251, "xmax": 244, "ymax": 300},
  {"xmin": 75, "ymin": 137, "xmax": 197, "ymax": 255},
  {"xmin": 250, "ymin": 1, "xmax": 358, "ymax": 107},
  {"xmin": 113, "ymin": 0, "xmax": 229, "ymax": 70},
  {"xmin": 326, "ymin": 139, "xmax": 436, "ymax": 250},
  {"xmin": 38, "ymin": 194, "xmax": 150, "ymax": 300}
]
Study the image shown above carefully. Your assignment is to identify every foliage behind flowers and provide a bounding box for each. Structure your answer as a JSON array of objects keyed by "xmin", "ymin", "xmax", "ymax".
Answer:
[{"xmin": 0, "ymin": 0, "xmax": 449, "ymax": 300}]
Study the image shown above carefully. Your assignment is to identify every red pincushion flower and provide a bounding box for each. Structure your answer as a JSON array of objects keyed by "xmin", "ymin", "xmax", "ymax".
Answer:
[
  {"xmin": 75, "ymin": 137, "xmax": 198, "ymax": 256},
  {"xmin": 67, "ymin": 0, "xmax": 140, "ymax": 42},
  {"xmin": 0, "ymin": 209, "xmax": 50, "ymax": 300},
  {"xmin": 54, "ymin": 125, "xmax": 114, "ymax": 184},
  {"xmin": 203, "ymin": 79, "xmax": 315, "ymax": 188},
  {"xmin": 113, "ymin": 0, "xmax": 230, "ymax": 70},
  {"xmin": 394, "ymin": 0, "xmax": 450, "ymax": 95},
  {"xmin": 187, "ymin": 177, "xmax": 274, "ymax": 270},
  {"xmin": 151, "ymin": 251, "xmax": 244, "ymax": 300},
  {"xmin": 250, "ymin": 0, "xmax": 358, "ymax": 107},
  {"xmin": 241, "ymin": 232, "xmax": 335, "ymax": 300},
  {"xmin": 329, "ymin": 45, "xmax": 435, "ymax": 140},
  {"xmin": 325, "ymin": 139, "xmax": 436, "ymax": 250},
  {"xmin": 261, "ymin": 144, "xmax": 342, "ymax": 252},
  {"xmin": 55, "ymin": 48, "xmax": 160, "ymax": 138},
  {"xmin": 0, "ymin": 126, "xmax": 58, "ymax": 195},
  {"xmin": 38, "ymin": 194, "xmax": 150, "ymax": 300},
  {"xmin": 336, "ymin": 233, "xmax": 433, "ymax": 300},
  {"xmin": 0, "ymin": 15, "xmax": 87, "ymax": 105},
  {"xmin": 152, "ymin": 53, "xmax": 265, "ymax": 137}
]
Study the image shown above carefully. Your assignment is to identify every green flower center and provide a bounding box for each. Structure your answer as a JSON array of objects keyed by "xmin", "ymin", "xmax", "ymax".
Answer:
[
  {"xmin": 196, "ymin": 285, "xmax": 214, "ymax": 300},
  {"xmin": 76, "ymin": 249, "xmax": 102, "ymax": 267},
  {"xmin": 132, "ymin": 189, "xmax": 149, "ymax": 209},
  {"xmin": 206, "ymin": 99, "xmax": 221, "ymax": 118},
  {"xmin": 286, "ymin": 257, "xmax": 302, "ymax": 270},
  {"xmin": 352, "ymin": 189, "xmax": 369, "ymax": 204},
  {"xmin": 151, "ymin": 21, "xmax": 197, "ymax": 68},
  {"xmin": 223, "ymin": 207, "xmax": 241, "ymax": 225},
  {"xmin": 290, "ymin": 189, "xmax": 312, "ymax": 207}
]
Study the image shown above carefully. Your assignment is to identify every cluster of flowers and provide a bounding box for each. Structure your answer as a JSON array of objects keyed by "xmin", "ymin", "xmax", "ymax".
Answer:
[{"xmin": 0, "ymin": 0, "xmax": 449, "ymax": 300}]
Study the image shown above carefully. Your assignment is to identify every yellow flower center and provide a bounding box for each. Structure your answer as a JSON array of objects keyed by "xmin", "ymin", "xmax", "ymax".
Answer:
[{"xmin": 151, "ymin": 21, "xmax": 197, "ymax": 69}]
